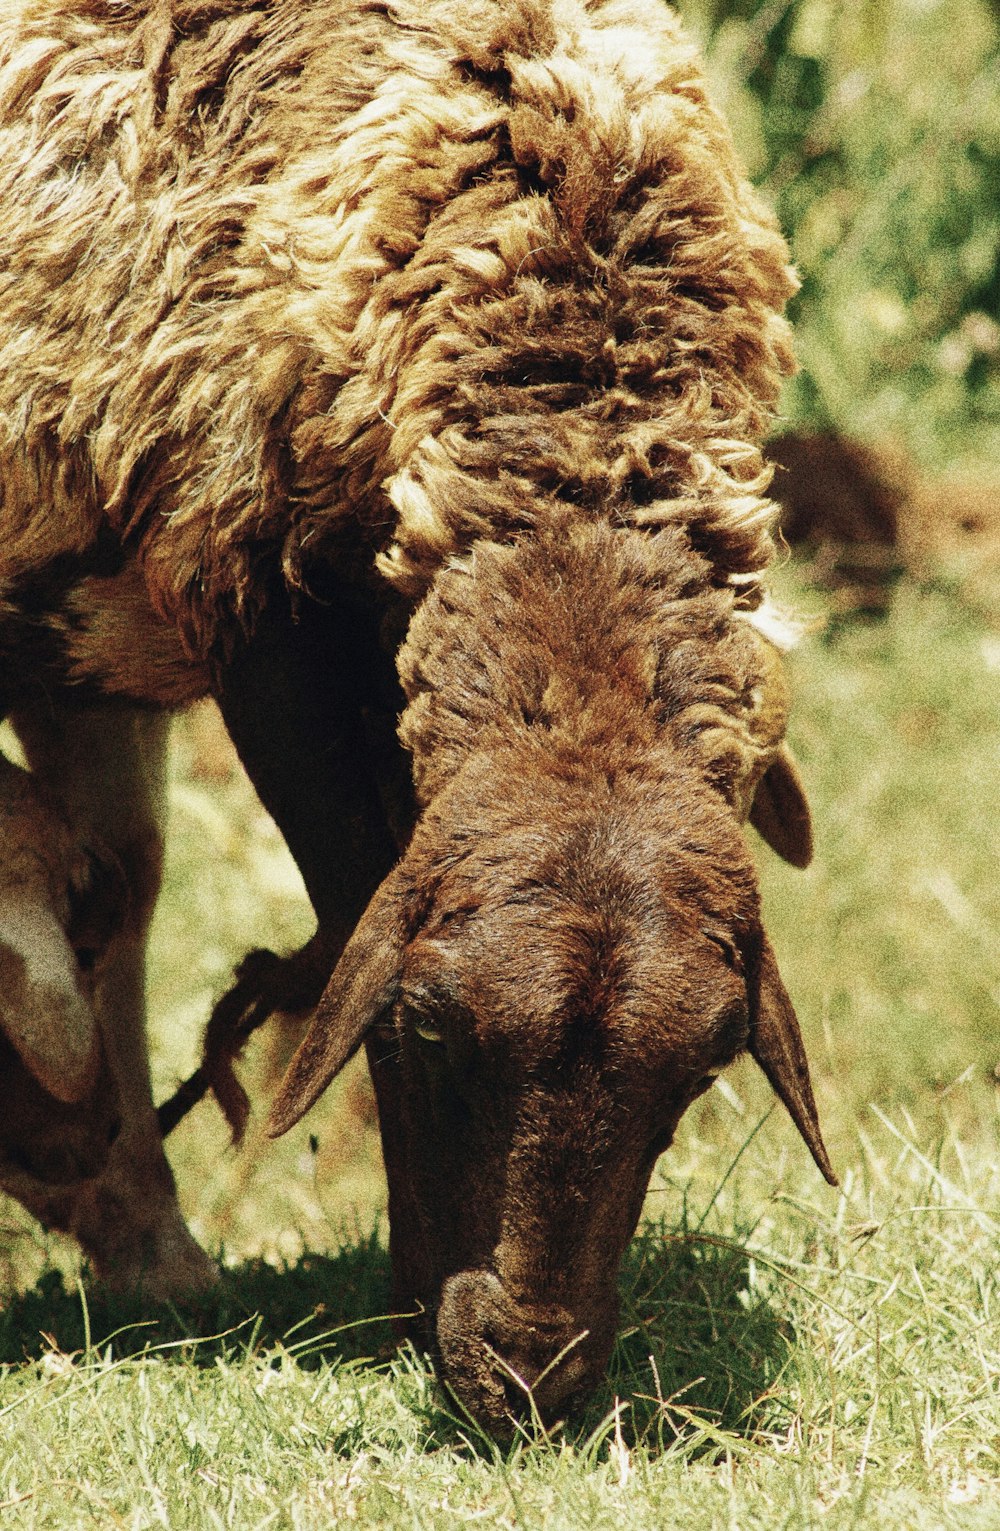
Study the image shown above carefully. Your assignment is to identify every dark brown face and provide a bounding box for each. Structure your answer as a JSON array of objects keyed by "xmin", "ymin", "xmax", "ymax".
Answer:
[
  {"xmin": 371, "ymin": 869, "xmax": 751, "ymax": 1429},
  {"xmin": 271, "ymin": 756, "xmax": 835, "ymax": 1435}
]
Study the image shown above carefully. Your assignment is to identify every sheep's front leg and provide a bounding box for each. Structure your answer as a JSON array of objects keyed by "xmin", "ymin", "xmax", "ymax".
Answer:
[
  {"xmin": 212, "ymin": 575, "xmax": 408, "ymax": 1013},
  {"xmin": 11, "ymin": 699, "xmax": 217, "ymax": 1297}
]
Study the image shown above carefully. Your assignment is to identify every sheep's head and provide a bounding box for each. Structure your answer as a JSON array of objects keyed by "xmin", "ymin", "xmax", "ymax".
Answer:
[
  {"xmin": 270, "ymin": 745, "xmax": 833, "ymax": 1434},
  {"xmin": 0, "ymin": 759, "xmax": 124, "ymax": 1193}
]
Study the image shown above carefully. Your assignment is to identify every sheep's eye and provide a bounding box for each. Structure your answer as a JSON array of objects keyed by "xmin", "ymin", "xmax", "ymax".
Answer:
[
  {"xmin": 397, "ymin": 989, "xmax": 448, "ymax": 1044},
  {"xmin": 703, "ymin": 930, "xmax": 742, "ymax": 972},
  {"xmin": 412, "ymin": 1015, "xmax": 445, "ymax": 1045}
]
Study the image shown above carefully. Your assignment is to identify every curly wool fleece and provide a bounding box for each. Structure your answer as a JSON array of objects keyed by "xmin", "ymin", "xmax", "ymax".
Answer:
[{"xmin": 0, "ymin": 0, "xmax": 795, "ymax": 654}]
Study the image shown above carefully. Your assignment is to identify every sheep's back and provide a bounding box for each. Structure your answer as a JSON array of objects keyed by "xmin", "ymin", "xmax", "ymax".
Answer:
[{"xmin": 0, "ymin": 0, "xmax": 795, "ymax": 657}]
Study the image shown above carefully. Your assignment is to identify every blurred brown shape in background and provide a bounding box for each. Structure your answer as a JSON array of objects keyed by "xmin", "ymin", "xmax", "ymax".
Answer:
[{"xmin": 770, "ymin": 431, "xmax": 1000, "ymax": 619}]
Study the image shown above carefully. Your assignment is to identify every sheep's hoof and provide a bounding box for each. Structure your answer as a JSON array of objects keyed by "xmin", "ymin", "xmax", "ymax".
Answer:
[{"xmin": 95, "ymin": 1229, "xmax": 220, "ymax": 1302}]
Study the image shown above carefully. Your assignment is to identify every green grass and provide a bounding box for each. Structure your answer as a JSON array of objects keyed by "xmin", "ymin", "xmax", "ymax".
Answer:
[
  {"xmin": 1, "ymin": 565, "xmax": 998, "ymax": 1527},
  {"xmin": 4, "ymin": 8, "xmax": 998, "ymax": 1516},
  {"xmin": 681, "ymin": 0, "xmax": 1000, "ymax": 472}
]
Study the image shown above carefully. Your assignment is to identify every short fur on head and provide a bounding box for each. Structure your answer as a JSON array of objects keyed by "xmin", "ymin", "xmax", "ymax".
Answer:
[
  {"xmin": 270, "ymin": 523, "xmax": 832, "ymax": 1431},
  {"xmin": 1, "ymin": 0, "xmax": 829, "ymax": 1428}
]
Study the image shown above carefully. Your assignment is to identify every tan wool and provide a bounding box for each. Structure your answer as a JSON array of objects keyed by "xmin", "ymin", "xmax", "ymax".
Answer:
[{"xmin": 0, "ymin": 0, "xmax": 795, "ymax": 658}]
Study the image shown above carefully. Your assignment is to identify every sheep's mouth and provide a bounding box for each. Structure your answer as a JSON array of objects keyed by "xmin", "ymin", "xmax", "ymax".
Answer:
[
  {"xmin": 436, "ymin": 1335, "xmax": 600, "ymax": 1437},
  {"xmin": 431, "ymin": 1268, "xmax": 614, "ymax": 1434}
]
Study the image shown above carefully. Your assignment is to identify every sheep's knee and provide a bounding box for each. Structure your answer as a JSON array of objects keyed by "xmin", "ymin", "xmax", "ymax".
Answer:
[{"xmin": 12, "ymin": 703, "xmax": 168, "ymax": 923}]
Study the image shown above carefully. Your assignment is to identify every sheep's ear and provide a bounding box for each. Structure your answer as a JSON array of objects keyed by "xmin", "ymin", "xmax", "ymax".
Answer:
[
  {"xmin": 747, "ymin": 928, "xmax": 837, "ymax": 1185},
  {"xmin": 749, "ymin": 744, "xmax": 813, "ymax": 868},
  {"xmin": 268, "ymin": 872, "xmax": 408, "ymax": 1137},
  {"xmin": 0, "ymin": 904, "xmax": 100, "ymax": 1103}
]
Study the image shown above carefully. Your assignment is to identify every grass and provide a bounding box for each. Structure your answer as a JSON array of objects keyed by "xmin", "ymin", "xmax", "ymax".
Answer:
[
  {"xmin": 681, "ymin": 0, "xmax": 1000, "ymax": 473},
  {"xmin": 3, "ymin": 8, "xmax": 998, "ymax": 1519},
  {"xmin": 1, "ymin": 562, "xmax": 998, "ymax": 1527}
]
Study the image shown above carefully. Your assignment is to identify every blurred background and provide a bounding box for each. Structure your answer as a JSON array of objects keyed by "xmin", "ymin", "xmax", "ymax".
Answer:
[
  {"xmin": 2, "ymin": 0, "xmax": 998, "ymax": 1293},
  {"xmin": 691, "ymin": 0, "xmax": 999, "ymax": 466}
]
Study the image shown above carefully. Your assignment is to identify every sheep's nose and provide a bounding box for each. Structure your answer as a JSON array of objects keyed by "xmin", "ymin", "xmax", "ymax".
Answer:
[{"xmin": 436, "ymin": 1269, "xmax": 607, "ymax": 1432}]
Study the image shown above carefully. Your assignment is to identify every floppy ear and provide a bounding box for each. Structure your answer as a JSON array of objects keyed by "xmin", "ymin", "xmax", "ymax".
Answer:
[
  {"xmin": 747, "ymin": 927, "xmax": 837, "ymax": 1185},
  {"xmin": 268, "ymin": 870, "xmax": 409, "ymax": 1137},
  {"xmin": 749, "ymin": 744, "xmax": 813, "ymax": 869}
]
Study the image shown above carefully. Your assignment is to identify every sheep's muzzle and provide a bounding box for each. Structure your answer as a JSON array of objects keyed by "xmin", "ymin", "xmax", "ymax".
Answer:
[{"xmin": 435, "ymin": 1269, "xmax": 614, "ymax": 1432}]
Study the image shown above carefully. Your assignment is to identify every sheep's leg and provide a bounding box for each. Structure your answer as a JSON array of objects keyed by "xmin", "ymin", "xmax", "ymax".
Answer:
[
  {"xmin": 10, "ymin": 698, "xmax": 217, "ymax": 1297},
  {"xmin": 212, "ymin": 575, "xmax": 407, "ymax": 996}
]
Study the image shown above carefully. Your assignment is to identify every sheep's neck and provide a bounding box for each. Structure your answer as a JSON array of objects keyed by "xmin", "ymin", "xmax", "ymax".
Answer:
[{"xmin": 397, "ymin": 522, "xmax": 756, "ymax": 808}]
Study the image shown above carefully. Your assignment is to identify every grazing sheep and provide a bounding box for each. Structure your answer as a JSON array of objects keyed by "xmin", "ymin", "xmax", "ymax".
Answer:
[
  {"xmin": 771, "ymin": 429, "xmax": 1000, "ymax": 620},
  {"xmin": 1, "ymin": 708, "xmax": 217, "ymax": 1295},
  {"xmin": 0, "ymin": 0, "xmax": 834, "ymax": 1425},
  {"xmin": 0, "ymin": 747, "xmax": 120, "ymax": 1193},
  {"xmin": 769, "ymin": 430, "xmax": 910, "ymax": 614}
]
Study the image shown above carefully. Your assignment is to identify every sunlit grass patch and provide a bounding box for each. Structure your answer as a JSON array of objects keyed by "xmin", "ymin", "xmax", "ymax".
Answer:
[
  {"xmin": 1, "ymin": 1123, "xmax": 996, "ymax": 1527},
  {"xmin": 2, "ymin": 568, "xmax": 999, "ymax": 1525}
]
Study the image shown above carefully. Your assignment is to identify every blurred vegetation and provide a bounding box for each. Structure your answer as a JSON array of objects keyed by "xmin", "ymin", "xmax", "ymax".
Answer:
[{"xmin": 679, "ymin": 0, "xmax": 1000, "ymax": 468}]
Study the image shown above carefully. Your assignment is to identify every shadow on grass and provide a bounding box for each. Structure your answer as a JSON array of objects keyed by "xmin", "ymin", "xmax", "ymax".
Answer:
[
  {"xmin": 0, "ymin": 1229, "xmax": 395, "ymax": 1371},
  {"xmin": 0, "ymin": 1219, "xmax": 791, "ymax": 1456},
  {"xmin": 575, "ymin": 1217, "xmax": 793, "ymax": 1452}
]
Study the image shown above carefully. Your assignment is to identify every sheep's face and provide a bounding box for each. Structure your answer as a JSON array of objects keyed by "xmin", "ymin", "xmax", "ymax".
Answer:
[
  {"xmin": 372, "ymin": 858, "xmax": 752, "ymax": 1427},
  {"xmin": 271, "ymin": 753, "xmax": 834, "ymax": 1434}
]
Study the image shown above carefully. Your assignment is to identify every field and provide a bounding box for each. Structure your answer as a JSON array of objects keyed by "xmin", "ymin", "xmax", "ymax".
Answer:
[
  {"xmin": 2, "ymin": 0, "xmax": 999, "ymax": 1524},
  {"xmin": 1, "ymin": 563, "xmax": 998, "ymax": 1527}
]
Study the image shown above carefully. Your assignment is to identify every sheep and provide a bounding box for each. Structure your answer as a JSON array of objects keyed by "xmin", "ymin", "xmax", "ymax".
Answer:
[
  {"xmin": 769, "ymin": 430, "xmax": 910, "ymax": 615},
  {"xmin": 1, "ymin": 707, "xmax": 217, "ymax": 1295},
  {"xmin": 0, "ymin": 747, "xmax": 121, "ymax": 1194},
  {"xmin": 771, "ymin": 429, "xmax": 1000, "ymax": 620},
  {"xmin": 0, "ymin": 0, "xmax": 835, "ymax": 1427}
]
